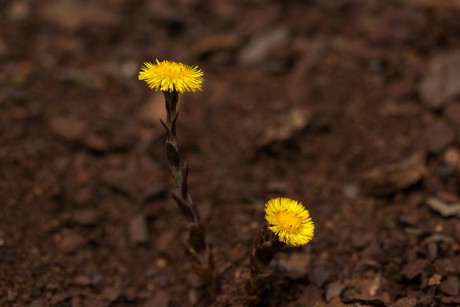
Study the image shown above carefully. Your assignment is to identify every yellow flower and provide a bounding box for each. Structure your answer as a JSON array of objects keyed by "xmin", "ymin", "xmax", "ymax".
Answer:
[
  {"xmin": 265, "ymin": 197, "xmax": 314, "ymax": 247},
  {"xmin": 138, "ymin": 59, "xmax": 204, "ymax": 93}
]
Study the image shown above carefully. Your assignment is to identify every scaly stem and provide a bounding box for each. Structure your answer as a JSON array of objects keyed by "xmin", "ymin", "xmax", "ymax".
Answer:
[
  {"xmin": 245, "ymin": 224, "xmax": 286, "ymax": 301},
  {"xmin": 160, "ymin": 91, "xmax": 217, "ymax": 293}
]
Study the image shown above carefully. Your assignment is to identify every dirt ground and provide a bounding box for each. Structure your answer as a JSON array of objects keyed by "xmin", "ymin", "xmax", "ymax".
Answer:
[{"xmin": 1, "ymin": 0, "xmax": 460, "ymax": 306}]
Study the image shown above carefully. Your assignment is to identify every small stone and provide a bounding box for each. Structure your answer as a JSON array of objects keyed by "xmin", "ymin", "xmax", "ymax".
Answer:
[
  {"xmin": 439, "ymin": 275, "xmax": 460, "ymax": 296},
  {"xmin": 425, "ymin": 120, "xmax": 456, "ymax": 154}
]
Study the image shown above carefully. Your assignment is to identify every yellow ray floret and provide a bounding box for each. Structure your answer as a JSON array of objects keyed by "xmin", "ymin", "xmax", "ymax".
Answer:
[
  {"xmin": 265, "ymin": 197, "xmax": 314, "ymax": 247},
  {"xmin": 138, "ymin": 59, "xmax": 204, "ymax": 93}
]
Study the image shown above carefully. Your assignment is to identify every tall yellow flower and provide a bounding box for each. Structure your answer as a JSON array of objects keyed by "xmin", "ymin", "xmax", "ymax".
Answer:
[
  {"xmin": 138, "ymin": 59, "xmax": 204, "ymax": 93},
  {"xmin": 265, "ymin": 197, "xmax": 314, "ymax": 247}
]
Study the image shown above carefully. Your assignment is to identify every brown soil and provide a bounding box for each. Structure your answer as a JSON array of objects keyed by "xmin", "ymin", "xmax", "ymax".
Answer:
[{"xmin": 1, "ymin": 0, "xmax": 460, "ymax": 306}]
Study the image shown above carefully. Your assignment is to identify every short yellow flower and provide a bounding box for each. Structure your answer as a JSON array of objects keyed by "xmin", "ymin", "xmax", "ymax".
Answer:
[
  {"xmin": 265, "ymin": 197, "xmax": 314, "ymax": 247},
  {"xmin": 138, "ymin": 59, "xmax": 204, "ymax": 93}
]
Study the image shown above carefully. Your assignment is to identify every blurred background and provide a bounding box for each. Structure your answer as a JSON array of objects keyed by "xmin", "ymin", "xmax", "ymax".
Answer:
[{"xmin": 1, "ymin": 0, "xmax": 460, "ymax": 306}]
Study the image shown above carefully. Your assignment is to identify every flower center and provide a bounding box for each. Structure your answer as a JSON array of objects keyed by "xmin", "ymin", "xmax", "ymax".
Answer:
[{"xmin": 277, "ymin": 210, "xmax": 302, "ymax": 233}]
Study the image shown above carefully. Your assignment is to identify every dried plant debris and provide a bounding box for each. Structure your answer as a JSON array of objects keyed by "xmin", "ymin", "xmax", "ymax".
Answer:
[{"xmin": 426, "ymin": 197, "xmax": 460, "ymax": 218}]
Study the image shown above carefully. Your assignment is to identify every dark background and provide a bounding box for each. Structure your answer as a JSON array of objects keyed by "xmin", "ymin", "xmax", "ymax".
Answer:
[{"xmin": 1, "ymin": 0, "xmax": 459, "ymax": 306}]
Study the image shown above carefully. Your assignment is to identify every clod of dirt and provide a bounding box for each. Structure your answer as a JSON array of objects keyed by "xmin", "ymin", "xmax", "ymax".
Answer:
[
  {"xmin": 425, "ymin": 119, "xmax": 456, "ymax": 154},
  {"xmin": 360, "ymin": 153, "xmax": 426, "ymax": 196},
  {"xmin": 419, "ymin": 50, "xmax": 460, "ymax": 109}
]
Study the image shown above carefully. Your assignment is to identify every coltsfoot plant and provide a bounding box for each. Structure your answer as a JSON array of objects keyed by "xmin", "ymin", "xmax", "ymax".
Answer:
[
  {"xmin": 138, "ymin": 59, "xmax": 315, "ymax": 303},
  {"xmin": 138, "ymin": 60, "xmax": 216, "ymax": 292},
  {"xmin": 245, "ymin": 197, "xmax": 314, "ymax": 301}
]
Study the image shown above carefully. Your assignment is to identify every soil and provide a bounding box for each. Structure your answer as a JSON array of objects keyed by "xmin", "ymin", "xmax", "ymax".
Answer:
[{"xmin": 1, "ymin": 0, "xmax": 460, "ymax": 306}]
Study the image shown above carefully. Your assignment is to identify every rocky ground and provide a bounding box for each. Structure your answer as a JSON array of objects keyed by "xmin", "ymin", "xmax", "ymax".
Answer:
[{"xmin": 1, "ymin": 0, "xmax": 460, "ymax": 306}]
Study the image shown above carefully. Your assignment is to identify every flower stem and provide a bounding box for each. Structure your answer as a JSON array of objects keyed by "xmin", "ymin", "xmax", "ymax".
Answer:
[
  {"xmin": 245, "ymin": 224, "xmax": 286, "ymax": 301},
  {"xmin": 160, "ymin": 91, "xmax": 217, "ymax": 293}
]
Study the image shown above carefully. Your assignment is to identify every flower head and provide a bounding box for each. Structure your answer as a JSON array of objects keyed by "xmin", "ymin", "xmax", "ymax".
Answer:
[
  {"xmin": 265, "ymin": 197, "xmax": 314, "ymax": 247},
  {"xmin": 138, "ymin": 59, "xmax": 204, "ymax": 93}
]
